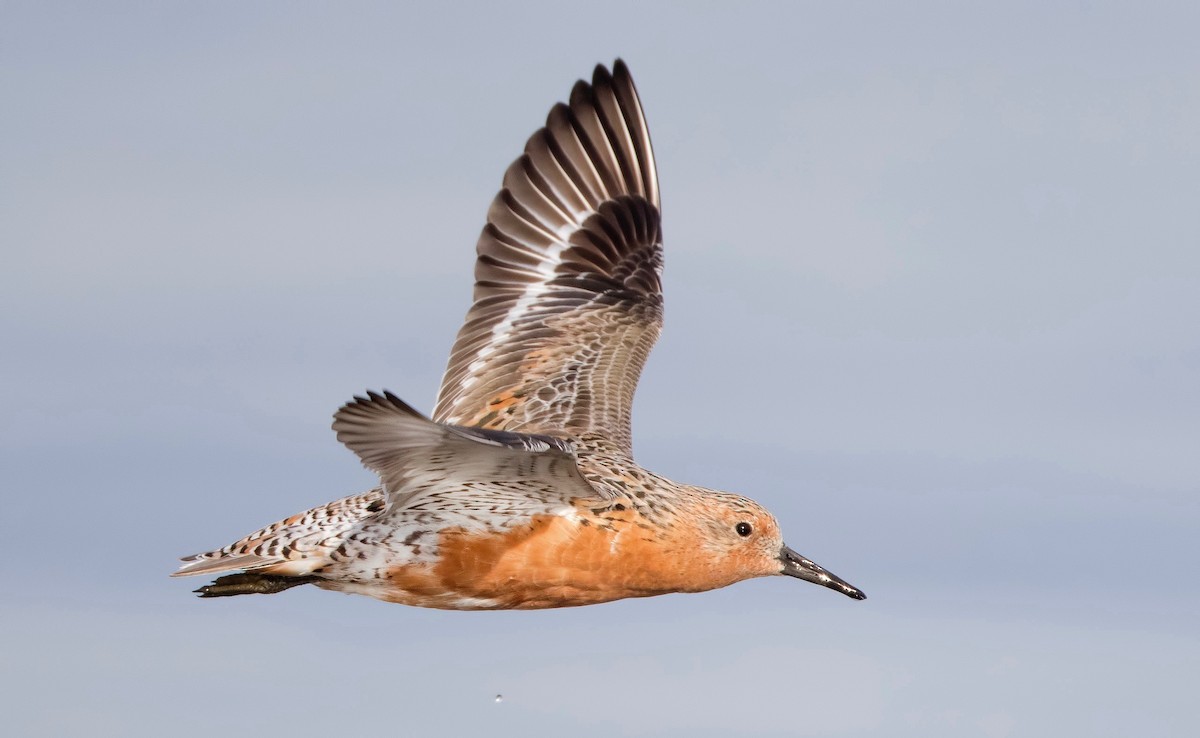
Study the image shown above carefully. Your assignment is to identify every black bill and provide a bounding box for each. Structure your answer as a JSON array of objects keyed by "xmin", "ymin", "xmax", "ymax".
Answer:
[{"xmin": 779, "ymin": 545, "xmax": 866, "ymax": 600}]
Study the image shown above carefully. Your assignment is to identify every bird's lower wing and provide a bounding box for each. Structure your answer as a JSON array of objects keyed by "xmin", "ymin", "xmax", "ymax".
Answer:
[{"xmin": 333, "ymin": 391, "xmax": 607, "ymax": 515}]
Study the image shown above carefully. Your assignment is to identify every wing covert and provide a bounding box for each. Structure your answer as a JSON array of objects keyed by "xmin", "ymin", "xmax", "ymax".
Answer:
[{"xmin": 333, "ymin": 391, "xmax": 605, "ymax": 513}]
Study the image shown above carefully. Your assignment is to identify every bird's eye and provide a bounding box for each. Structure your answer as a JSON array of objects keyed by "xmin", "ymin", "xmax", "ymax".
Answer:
[{"xmin": 735, "ymin": 522, "xmax": 753, "ymax": 537}]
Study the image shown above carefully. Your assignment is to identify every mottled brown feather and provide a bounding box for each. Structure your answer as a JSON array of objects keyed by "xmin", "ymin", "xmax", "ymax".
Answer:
[{"xmin": 433, "ymin": 60, "xmax": 662, "ymax": 455}]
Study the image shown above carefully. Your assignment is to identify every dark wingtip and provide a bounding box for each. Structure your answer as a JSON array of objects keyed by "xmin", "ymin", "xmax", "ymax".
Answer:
[
  {"xmin": 336, "ymin": 390, "xmax": 422, "ymax": 420},
  {"xmin": 569, "ymin": 79, "xmax": 591, "ymax": 107},
  {"xmin": 592, "ymin": 62, "xmax": 614, "ymax": 87}
]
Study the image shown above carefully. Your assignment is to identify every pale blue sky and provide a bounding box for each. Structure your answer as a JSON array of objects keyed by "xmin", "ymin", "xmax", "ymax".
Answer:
[{"xmin": 2, "ymin": 2, "xmax": 1198, "ymax": 736}]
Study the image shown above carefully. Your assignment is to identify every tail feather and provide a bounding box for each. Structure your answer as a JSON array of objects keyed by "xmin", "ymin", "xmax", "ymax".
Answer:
[
  {"xmin": 172, "ymin": 487, "xmax": 386, "ymax": 587},
  {"xmin": 172, "ymin": 552, "xmax": 277, "ymax": 578}
]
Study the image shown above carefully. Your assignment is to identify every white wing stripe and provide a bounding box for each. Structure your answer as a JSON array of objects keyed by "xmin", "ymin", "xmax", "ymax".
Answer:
[{"xmin": 458, "ymin": 246, "xmax": 566, "ymax": 403}]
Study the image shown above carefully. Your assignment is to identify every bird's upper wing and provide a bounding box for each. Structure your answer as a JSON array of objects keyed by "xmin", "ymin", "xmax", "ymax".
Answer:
[
  {"xmin": 432, "ymin": 60, "xmax": 662, "ymax": 456},
  {"xmin": 334, "ymin": 391, "xmax": 607, "ymax": 515}
]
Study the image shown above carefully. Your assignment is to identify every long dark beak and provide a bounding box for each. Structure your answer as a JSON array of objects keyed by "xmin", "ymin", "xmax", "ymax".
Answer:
[{"xmin": 779, "ymin": 545, "xmax": 866, "ymax": 600}]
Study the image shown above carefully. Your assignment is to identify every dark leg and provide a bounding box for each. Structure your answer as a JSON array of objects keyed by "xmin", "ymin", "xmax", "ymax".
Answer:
[{"xmin": 194, "ymin": 572, "xmax": 321, "ymax": 598}]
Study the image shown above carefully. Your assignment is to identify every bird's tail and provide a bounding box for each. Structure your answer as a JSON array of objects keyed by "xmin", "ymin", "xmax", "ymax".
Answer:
[{"xmin": 171, "ymin": 487, "xmax": 387, "ymax": 597}]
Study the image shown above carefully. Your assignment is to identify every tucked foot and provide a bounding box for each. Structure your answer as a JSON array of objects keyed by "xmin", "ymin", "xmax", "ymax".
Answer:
[{"xmin": 194, "ymin": 572, "xmax": 321, "ymax": 598}]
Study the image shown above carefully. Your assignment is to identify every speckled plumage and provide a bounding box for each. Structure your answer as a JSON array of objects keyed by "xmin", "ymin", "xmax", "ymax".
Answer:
[{"xmin": 173, "ymin": 61, "xmax": 865, "ymax": 609}]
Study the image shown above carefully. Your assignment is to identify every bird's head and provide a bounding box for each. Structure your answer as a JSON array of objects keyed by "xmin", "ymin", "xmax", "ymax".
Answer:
[{"xmin": 685, "ymin": 488, "xmax": 866, "ymax": 600}]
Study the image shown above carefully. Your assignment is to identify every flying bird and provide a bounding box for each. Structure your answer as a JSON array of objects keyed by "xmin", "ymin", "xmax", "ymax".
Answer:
[{"xmin": 173, "ymin": 60, "xmax": 866, "ymax": 609}]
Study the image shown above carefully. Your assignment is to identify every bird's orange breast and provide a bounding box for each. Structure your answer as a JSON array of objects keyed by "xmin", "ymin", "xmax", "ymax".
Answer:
[{"xmin": 378, "ymin": 508, "xmax": 719, "ymax": 610}]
